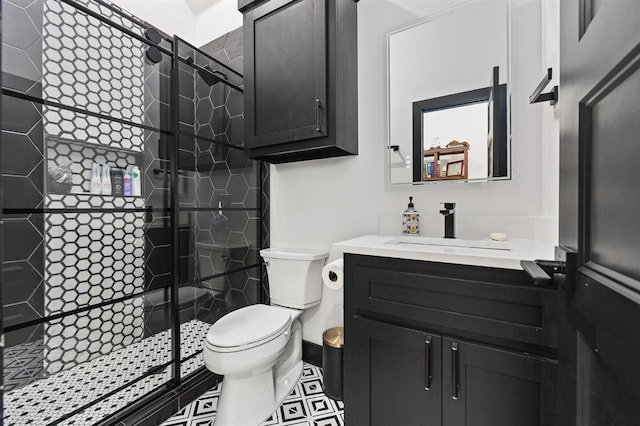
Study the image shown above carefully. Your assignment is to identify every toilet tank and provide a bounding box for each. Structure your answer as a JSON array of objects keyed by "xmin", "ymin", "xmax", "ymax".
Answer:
[{"xmin": 260, "ymin": 248, "xmax": 329, "ymax": 309}]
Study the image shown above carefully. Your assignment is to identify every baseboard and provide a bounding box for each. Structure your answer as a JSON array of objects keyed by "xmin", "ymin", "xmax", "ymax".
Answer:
[
  {"xmin": 100, "ymin": 369, "xmax": 219, "ymax": 426},
  {"xmin": 302, "ymin": 340, "xmax": 323, "ymax": 367}
]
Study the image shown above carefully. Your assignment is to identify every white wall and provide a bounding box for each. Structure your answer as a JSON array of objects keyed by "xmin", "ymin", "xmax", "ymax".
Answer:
[
  {"xmin": 111, "ymin": 0, "xmax": 242, "ymax": 47},
  {"xmin": 270, "ymin": 0, "xmax": 560, "ymax": 345},
  {"xmin": 193, "ymin": 1, "xmax": 243, "ymax": 47},
  {"xmin": 111, "ymin": 0, "xmax": 198, "ymax": 41}
]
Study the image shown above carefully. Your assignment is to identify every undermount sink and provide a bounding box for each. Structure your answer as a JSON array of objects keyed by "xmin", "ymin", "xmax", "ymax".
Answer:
[{"xmin": 386, "ymin": 236, "xmax": 512, "ymax": 251}]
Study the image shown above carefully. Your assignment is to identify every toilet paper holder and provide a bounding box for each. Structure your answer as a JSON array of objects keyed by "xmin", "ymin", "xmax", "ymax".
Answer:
[{"xmin": 322, "ymin": 259, "xmax": 344, "ymax": 290}]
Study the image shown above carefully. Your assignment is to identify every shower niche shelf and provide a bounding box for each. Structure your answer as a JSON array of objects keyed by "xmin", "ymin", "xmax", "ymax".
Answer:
[
  {"xmin": 45, "ymin": 134, "xmax": 144, "ymax": 198},
  {"xmin": 46, "ymin": 193, "xmax": 146, "ymax": 209}
]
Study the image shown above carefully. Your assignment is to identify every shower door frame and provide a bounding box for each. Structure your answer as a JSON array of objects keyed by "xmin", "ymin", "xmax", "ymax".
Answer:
[{"xmin": 0, "ymin": 0, "xmax": 266, "ymax": 424}]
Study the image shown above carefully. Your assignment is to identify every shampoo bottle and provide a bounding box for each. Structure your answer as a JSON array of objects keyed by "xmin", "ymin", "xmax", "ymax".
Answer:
[
  {"xmin": 131, "ymin": 166, "xmax": 141, "ymax": 197},
  {"xmin": 110, "ymin": 168, "xmax": 124, "ymax": 196},
  {"xmin": 402, "ymin": 196, "xmax": 420, "ymax": 234},
  {"xmin": 101, "ymin": 164, "xmax": 112, "ymax": 195},
  {"xmin": 90, "ymin": 163, "xmax": 102, "ymax": 194},
  {"xmin": 123, "ymin": 168, "xmax": 132, "ymax": 196}
]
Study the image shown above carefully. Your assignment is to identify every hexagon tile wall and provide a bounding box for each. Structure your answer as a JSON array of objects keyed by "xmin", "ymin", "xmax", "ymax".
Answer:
[
  {"xmin": 41, "ymin": 0, "xmax": 146, "ymax": 374},
  {"xmin": 42, "ymin": 0, "xmax": 145, "ymax": 150},
  {"xmin": 43, "ymin": 196, "xmax": 146, "ymax": 374}
]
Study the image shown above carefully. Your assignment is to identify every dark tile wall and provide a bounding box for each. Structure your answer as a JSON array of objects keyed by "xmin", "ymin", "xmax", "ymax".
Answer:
[
  {"xmin": 147, "ymin": 29, "xmax": 267, "ymax": 334},
  {"xmin": 143, "ymin": 52, "xmax": 178, "ymax": 293},
  {"xmin": 1, "ymin": 0, "xmax": 46, "ymax": 348},
  {"xmin": 141, "ymin": 29, "xmax": 267, "ymax": 335},
  {"xmin": 198, "ymin": 27, "xmax": 271, "ymax": 304}
]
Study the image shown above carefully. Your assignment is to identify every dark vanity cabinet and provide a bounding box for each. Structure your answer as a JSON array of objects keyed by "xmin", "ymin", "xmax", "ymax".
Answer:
[
  {"xmin": 350, "ymin": 317, "xmax": 442, "ymax": 426},
  {"xmin": 344, "ymin": 254, "xmax": 558, "ymax": 426},
  {"xmin": 239, "ymin": 0, "xmax": 357, "ymax": 163}
]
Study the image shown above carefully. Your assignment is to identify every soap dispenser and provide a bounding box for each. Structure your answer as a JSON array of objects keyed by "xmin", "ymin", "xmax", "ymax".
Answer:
[{"xmin": 402, "ymin": 196, "xmax": 420, "ymax": 234}]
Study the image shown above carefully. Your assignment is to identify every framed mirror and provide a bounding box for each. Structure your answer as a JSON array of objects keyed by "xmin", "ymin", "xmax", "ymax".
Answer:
[{"xmin": 387, "ymin": 0, "xmax": 511, "ymax": 185}]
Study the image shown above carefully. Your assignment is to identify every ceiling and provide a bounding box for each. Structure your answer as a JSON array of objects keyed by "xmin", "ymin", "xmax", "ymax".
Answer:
[
  {"xmin": 384, "ymin": 0, "xmax": 472, "ymax": 18},
  {"xmin": 185, "ymin": 0, "xmax": 225, "ymax": 15}
]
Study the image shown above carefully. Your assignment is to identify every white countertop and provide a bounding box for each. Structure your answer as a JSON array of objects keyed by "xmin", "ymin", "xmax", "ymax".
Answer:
[{"xmin": 333, "ymin": 235, "xmax": 556, "ymax": 270}]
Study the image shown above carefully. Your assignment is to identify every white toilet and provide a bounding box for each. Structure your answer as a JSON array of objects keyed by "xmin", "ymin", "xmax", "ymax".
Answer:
[{"xmin": 203, "ymin": 247, "xmax": 329, "ymax": 426}]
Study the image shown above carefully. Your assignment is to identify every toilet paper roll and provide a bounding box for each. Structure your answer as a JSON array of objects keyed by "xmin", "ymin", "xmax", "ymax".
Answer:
[{"xmin": 322, "ymin": 259, "xmax": 344, "ymax": 290}]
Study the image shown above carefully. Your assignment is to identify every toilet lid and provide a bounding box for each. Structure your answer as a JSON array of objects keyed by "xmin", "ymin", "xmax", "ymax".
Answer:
[{"xmin": 206, "ymin": 304, "xmax": 292, "ymax": 349}]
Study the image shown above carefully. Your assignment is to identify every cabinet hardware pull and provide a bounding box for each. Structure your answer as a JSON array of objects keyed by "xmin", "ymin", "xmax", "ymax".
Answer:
[
  {"xmin": 452, "ymin": 342, "xmax": 459, "ymax": 400},
  {"xmin": 424, "ymin": 337, "xmax": 432, "ymax": 390},
  {"xmin": 315, "ymin": 99, "xmax": 321, "ymax": 132}
]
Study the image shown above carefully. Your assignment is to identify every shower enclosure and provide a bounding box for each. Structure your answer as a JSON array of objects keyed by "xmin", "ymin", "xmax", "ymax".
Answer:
[{"xmin": 0, "ymin": 0, "xmax": 266, "ymax": 423}]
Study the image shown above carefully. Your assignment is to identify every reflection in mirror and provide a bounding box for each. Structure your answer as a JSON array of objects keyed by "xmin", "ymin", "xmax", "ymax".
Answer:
[
  {"xmin": 387, "ymin": 0, "xmax": 510, "ymax": 185},
  {"xmin": 422, "ymin": 102, "xmax": 487, "ymax": 180},
  {"xmin": 412, "ymin": 70, "xmax": 508, "ymax": 182}
]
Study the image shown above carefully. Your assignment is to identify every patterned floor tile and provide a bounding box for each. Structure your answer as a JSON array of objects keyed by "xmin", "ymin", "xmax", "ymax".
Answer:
[
  {"xmin": 2, "ymin": 320, "xmax": 211, "ymax": 426},
  {"xmin": 3, "ymin": 340, "xmax": 46, "ymax": 392},
  {"xmin": 161, "ymin": 363, "xmax": 344, "ymax": 426}
]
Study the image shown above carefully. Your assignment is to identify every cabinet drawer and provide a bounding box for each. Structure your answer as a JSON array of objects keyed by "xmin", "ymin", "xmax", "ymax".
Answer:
[{"xmin": 346, "ymin": 255, "xmax": 558, "ymax": 350}]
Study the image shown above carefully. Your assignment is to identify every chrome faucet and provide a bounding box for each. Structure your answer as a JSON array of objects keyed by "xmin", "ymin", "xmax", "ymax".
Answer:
[{"xmin": 439, "ymin": 202, "xmax": 456, "ymax": 239}]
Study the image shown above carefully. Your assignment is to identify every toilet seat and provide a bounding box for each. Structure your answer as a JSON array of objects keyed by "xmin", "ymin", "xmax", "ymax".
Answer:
[{"xmin": 206, "ymin": 304, "xmax": 292, "ymax": 353}]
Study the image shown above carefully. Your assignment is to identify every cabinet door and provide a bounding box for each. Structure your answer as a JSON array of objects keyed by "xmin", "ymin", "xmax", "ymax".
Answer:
[
  {"xmin": 244, "ymin": 0, "xmax": 327, "ymax": 148},
  {"xmin": 347, "ymin": 317, "xmax": 442, "ymax": 426},
  {"xmin": 442, "ymin": 338, "xmax": 557, "ymax": 426}
]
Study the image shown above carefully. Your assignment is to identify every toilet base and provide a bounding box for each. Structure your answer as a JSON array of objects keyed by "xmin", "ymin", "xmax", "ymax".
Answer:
[{"xmin": 214, "ymin": 361, "xmax": 302, "ymax": 426}]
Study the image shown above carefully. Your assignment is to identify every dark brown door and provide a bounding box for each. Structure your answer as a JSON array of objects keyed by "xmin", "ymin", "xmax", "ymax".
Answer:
[
  {"xmin": 348, "ymin": 317, "xmax": 442, "ymax": 426},
  {"xmin": 244, "ymin": 0, "xmax": 328, "ymax": 149},
  {"xmin": 559, "ymin": 1, "xmax": 640, "ymax": 424},
  {"xmin": 442, "ymin": 338, "xmax": 557, "ymax": 426}
]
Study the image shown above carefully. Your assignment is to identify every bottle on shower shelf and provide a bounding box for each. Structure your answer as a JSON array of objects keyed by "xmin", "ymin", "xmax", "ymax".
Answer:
[
  {"xmin": 101, "ymin": 164, "xmax": 112, "ymax": 195},
  {"xmin": 90, "ymin": 163, "xmax": 102, "ymax": 195},
  {"xmin": 123, "ymin": 167, "xmax": 132, "ymax": 196},
  {"xmin": 131, "ymin": 165, "xmax": 141, "ymax": 197}
]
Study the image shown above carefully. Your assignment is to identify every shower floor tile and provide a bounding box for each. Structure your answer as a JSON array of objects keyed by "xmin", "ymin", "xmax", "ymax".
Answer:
[
  {"xmin": 3, "ymin": 340, "xmax": 46, "ymax": 392},
  {"xmin": 161, "ymin": 363, "xmax": 345, "ymax": 426},
  {"xmin": 3, "ymin": 319, "xmax": 211, "ymax": 426}
]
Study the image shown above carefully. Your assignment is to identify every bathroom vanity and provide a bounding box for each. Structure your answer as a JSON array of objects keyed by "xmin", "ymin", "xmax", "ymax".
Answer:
[{"xmin": 335, "ymin": 236, "xmax": 558, "ymax": 426}]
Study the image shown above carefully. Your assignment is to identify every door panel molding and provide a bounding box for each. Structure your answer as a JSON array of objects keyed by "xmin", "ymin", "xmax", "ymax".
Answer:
[
  {"xmin": 560, "ymin": 1, "xmax": 640, "ymax": 424},
  {"xmin": 578, "ymin": 0, "xmax": 594, "ymax": 39},
  {"xmin": 578, "ymin": 42, "xmax": 640, "ymax": 289},
  {"xmin": 572, "ymin": 274, "xmax": 640, "ymax": 412},
  {"xmin": 580, "ymin": 263, "xmax": 640, "ymax": 304}
]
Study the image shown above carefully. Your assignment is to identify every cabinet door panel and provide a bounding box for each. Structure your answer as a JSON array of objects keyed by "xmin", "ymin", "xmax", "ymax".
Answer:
[
  {"xmin": 347, "ymin": 316, "xmax": 442, "ymax": 426},
  {"xmin": 245, "ymin": 0, "xmax": 327, "ymax": 148},
  {"xmin": 442, "ymin": 338, "xmax": 557, "ymax": 426}
]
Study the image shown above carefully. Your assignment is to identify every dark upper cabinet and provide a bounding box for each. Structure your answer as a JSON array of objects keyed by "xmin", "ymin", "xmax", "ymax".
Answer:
[
  {"xmin": 348, "ymin": 317, "xmax": 442, "ymax": 426},
  {"xmin": 240, "ymin": 0, "xmax": 357, "ymax": 163}
]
